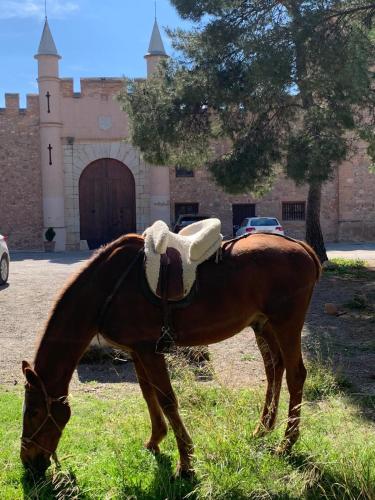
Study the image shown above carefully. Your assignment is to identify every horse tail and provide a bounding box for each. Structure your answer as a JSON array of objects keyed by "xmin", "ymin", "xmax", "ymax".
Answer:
[{"xmin": 296, "ymin": 240, "xmax": 322, "ymax": 281}]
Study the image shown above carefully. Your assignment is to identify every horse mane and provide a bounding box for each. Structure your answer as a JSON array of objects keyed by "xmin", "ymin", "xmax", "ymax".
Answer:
[
  {"xmin": 57, "ymin": 233, "xmax": 143, "ymax": 301},
  {"xmin": 34, "ymin": 234, "xmax": 144, "ymax": 354}
]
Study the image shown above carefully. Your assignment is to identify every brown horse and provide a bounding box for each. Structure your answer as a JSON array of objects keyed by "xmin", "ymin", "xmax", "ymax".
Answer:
[{"xmin": 20, "ymin": 232, "xmax": 320, "ymax": 477}]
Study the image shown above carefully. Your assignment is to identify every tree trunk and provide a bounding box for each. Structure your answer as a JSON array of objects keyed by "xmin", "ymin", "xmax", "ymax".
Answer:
[{"xmin": 305, "ymin": 181, "xmax": 328, "ymax": 263}]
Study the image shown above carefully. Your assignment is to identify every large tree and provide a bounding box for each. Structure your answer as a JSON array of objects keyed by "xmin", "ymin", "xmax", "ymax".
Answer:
[{"xmin": 120, "ymin": 1, "xmax": 375, "ymax": 261}]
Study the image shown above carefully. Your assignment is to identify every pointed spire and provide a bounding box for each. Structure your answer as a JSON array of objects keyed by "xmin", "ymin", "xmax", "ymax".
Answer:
[
  {"xmin": 146, "ymin": 19, "xmax": 167, "ymax": 56},
  {"xmin": 36, "ymin": 18, "xmax": 59, "ymax": 57}
]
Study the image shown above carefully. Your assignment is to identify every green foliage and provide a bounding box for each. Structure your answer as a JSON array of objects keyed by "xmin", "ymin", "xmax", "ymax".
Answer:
[
  {"xmin": 324, "ymin": 258, "xmax": 369, "ymax": 279},
  {"xmin": 344, "ymin": 292, "xmax": 369, "ymax": 310},
  {"xmin": 44, "ymin": 227, "xmax": 56, "ymax": 242},
  {"xmin": 209, "ymin": 128, "xmax": 280, "ymax": 194},
  {"xmin": 304, "ymin": 359, "xmax": 351, "ymax": 401},
  {"xmin": 119, "ymin": 1, "xmax": 375, "ymax": 197},
  {"xmin": 122, "ymin": 65, "xmax": 212, "ymax": 170}
]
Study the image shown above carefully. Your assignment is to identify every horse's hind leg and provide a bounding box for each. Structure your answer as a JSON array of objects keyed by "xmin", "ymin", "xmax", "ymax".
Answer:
[
  {"xmin": 136, "ymin": 350, "xmax": 194, "ymax": 477},
  {"xmin": 272, "ymin": 321, "xmax": 307, "ymax": 454},
  {"xmin": 132, "ymin": 353, "xmax": 168, "ymax": 453},
  {"xmin": 253, "ymin": 322, "xmax": 284, "ymax": 437}
]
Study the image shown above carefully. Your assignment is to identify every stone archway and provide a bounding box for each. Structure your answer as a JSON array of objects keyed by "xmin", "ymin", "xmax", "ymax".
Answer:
[{"xmin": 79, "ymin": 158, "xmax": 136, "ymax": 249}]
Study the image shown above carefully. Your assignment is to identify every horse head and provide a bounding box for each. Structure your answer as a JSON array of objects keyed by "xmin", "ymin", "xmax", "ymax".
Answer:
[{"xmin": 20, "ymin": 361, "xmax": 71, "ymax": 475}]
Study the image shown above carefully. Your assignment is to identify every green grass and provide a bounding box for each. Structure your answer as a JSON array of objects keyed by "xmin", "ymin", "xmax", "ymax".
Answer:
[
  {"xmin": 241, "ymin": 354, "xmax": 256, "ymax": 362},
  {"xmin": 1, "ymin": 365, "xmax": 374, "ymax": 499},
  {"xmin": 344, "ymin": 293, "xmax": 369, "ymax": 310},
  {"xmin": 324, "ymin": 258, "xmax": 370, "ymax": 279}
]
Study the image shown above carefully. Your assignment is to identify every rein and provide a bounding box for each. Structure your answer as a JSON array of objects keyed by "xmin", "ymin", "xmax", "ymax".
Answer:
[
  {"xmin": 97, "ymin": 248, "xmax": 144, "ymax": 331},
  {"xmin": 21, "ymin": 376, "xmax": 67, "ymax": 463}
]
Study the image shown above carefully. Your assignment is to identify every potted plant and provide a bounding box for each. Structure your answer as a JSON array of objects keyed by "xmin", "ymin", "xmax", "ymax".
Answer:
[{"xmin": 44, "ymin": 227, "xmax": 56, "ymax": 252}]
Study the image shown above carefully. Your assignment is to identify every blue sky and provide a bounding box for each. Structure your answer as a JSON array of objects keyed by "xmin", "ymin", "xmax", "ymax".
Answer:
[{"xmin": 0, "ymin": 0, "xmax": 192, "ymax": 107}]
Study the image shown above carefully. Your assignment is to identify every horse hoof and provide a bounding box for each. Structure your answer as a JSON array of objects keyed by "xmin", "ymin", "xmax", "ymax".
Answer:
[
  {"xmin": 145, "ymin": 441, "xmax": 160, "ymax": 454},
  {"xmin": 252, "ymin": 425, "xmax": 267, "ymax": 438},
  {"xmin": 274, "ymin": 440, "xmax": 292, "ymax": 456},
  {"xmin": 174, "ymin": 464, "xmax": 195, "ymax": 480}
]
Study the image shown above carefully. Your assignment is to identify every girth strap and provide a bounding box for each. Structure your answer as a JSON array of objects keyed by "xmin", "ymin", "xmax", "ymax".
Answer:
[{"xmin": 155, "ymin": 251, "xmax": 179, "ymax": 354}]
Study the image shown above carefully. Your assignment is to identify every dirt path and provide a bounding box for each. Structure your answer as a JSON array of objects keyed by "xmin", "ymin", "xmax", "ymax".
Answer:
[{"xmin": 0, "ymin": 252, "xmax": 374, "ymax": 398}]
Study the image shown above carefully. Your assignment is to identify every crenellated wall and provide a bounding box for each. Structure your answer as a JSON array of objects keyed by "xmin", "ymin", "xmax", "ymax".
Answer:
[
  {"xmin": 0, "ymin": 94, "xmax": 43, "ymax": 249},
  {"xmin": 59, "ymin": 78, "xmax": 129, "ymax": 141}
]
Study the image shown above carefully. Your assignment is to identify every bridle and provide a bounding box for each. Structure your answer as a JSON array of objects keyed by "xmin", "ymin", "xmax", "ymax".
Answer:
[{"xmin": 21, "ymin": 375, "xmax": 68, "ymax": 463}]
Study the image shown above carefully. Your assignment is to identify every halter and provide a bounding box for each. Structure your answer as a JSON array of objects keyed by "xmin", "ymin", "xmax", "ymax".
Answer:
[{"xmin": 21, "ymin": 374, "xmax": 68, "ymax": 463}]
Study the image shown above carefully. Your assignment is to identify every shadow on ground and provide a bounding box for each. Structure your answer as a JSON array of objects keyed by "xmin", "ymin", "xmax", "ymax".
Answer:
[
  {"xmin": 283, "ymin": 451, "xmax": 373, "ymax": 500},
  {"xmin": 119, "ymin": 454, "xmax": 200, "ymax": 500},
  {"xmin": 21, "ymin": 454, "xmax": 200, "ymax": 500},
  {"xmin": 303, "ymin": 268, "xmax": 375, "ymax": 421},
  {"xmin": 77, "ymin": 359, "xmax": 138, "ymax": 384},
  {"xmin": 76, "ymin": 346, "xmax": 213, "ymax": 385},
  {"xmin": 21, "ymin": 468, "xmax": 90, "ymax": 500},
  {"xmin": 10, "ymin": 251, "xmax": 92, "ymax": 266},
  {"xmin": 20, "ymin": 449, "xmax": 371, "ymax": 499}
]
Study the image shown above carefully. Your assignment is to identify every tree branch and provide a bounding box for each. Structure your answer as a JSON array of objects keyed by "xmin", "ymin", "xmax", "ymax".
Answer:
[{"xmin": 325, "ymin": 2, "xmax": 375, "ymax": 21}]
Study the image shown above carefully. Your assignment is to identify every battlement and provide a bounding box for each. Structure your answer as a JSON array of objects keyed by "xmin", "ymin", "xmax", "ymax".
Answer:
[
  {"xmin": 60, "ymin": 77, "xmax": 127, "ymax": 98},
  {"xmin": 61, "ymin": 78, "xmax": 74, "ymax": 97},
  {"xmin": 0, "ymin": 93, "xmax": 39, "ymax": 114}
]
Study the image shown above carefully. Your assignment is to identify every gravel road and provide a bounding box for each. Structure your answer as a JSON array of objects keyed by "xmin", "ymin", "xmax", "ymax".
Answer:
[{"xmin": 1, "ymin": 246, "xmax": 374, "ymax": 397}]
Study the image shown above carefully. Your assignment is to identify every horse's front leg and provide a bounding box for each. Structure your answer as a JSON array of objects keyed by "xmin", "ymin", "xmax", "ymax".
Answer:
[
  {"xmin": 135, "ymin": 349, "xmax": 194, "ymax": 478},
  {"xmin": 132, "ymin": 353, "xmax": 168, "ymax": 453}
]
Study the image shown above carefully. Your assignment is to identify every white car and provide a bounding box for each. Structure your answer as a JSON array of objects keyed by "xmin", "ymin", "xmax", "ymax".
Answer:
[
  {"xmin": 235, "ymin": 217, "xmax": 284, "ymax": 237},
  {"xmin": 0, "ymin": 234, "xmax": 9, "ymax": 285}
]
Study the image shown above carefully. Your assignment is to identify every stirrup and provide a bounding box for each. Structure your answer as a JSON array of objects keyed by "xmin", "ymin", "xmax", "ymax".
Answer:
[{"xmin": 155, "ymin": 326, "xmax": 177, "ymax": 354}]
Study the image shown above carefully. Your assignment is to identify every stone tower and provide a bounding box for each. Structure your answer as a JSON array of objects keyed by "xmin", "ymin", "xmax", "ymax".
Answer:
[
  {"xmin": 144, "ymin": 18, "xmax": 168, "ymax": 76},
  {"xmin": 35, "ymin": 19, "xmax": 65, "ymax": 250},
  {"xmin": 145, "ymin": 18, "xmax": 171, "ymax": 224}
]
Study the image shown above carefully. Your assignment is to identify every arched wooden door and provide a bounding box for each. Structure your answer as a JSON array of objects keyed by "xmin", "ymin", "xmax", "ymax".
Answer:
[{"xmin": 79, "ymin": 158, "xmax": 136, "ymax": 249}]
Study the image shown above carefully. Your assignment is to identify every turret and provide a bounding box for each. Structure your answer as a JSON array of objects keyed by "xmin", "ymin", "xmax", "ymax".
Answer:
[
  {"xmin": 145, "ymin": 18, "xmax": 171, "ymax": 225},
  {"xmin": 144, "ymin": 19, "xmax": 168, "ymax": 77},
  {"xmin": 35, "ymin": 19, "xmax": 66, "ymax": 250}
]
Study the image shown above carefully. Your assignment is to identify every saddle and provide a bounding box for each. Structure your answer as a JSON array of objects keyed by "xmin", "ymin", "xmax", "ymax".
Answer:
[{"xmin": 143, "ymin": 218, "xmax": 223, "ymax": 302}]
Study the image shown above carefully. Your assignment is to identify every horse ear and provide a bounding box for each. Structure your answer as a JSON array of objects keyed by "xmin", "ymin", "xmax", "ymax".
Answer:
[
  {"xmin": 22, "ymin": 364, "xmax": 41, "ymax": 389},
  {"xmin": 22, "ymin": 360, "xmax": 31, "ymax": 375}
]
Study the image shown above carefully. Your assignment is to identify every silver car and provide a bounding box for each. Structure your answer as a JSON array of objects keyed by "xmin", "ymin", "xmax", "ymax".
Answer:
[
  {"xmin": 235, "ymin": 217, "xmax": 284, "ymax": 237},
  {"xmin": 0, "ymin": 234, "xmax": 9, "ymax": 285}
]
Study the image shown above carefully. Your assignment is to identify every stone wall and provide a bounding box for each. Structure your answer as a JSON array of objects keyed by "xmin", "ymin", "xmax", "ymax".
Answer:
[
  {"xmin": 60, "ymin": 78, "xmax": 129, "ymax": 142},
  {"xmin": 338, "ymin": 143, "xmax": 375, "ymax": 240},
  {"xmin": 170, "ymin": 166, "xmax": 339, "ymax": 241},
  {"xmin": 0, "ymin": 94, "xmax": 43, "ymax": 249}
]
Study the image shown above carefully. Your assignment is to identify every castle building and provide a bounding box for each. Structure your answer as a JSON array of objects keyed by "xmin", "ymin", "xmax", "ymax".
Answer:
[{"xmin": 0, "ymin": 19, "xmax": 374, "ymax": 250}]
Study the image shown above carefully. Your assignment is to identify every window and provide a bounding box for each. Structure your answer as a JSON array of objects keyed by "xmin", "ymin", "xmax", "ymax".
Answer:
[
  {"xmin": 175, "ymin": 166, "xmax": 194, "ymax": 178},
  {"xmin": 250, "ymin": 218, "xmax": 279, "ymax": 226},
  {"xmin": 174, "ymin": 203, "xmax": 199, "ymax": 221},
  {"xmin": 232, "ymin": 204, "xmax": 256, "ymax": 227},
  {"xmin": 282, "ymin": 202, "xmax": 306, "ymax": 221}
]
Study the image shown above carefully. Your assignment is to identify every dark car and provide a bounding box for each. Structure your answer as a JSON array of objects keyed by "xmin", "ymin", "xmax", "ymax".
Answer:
[
  {"xmin": 0, "ymin": 234, "xmax": 10, "ymax": 285},
  {"xmin": 173, "ymin": 214, "xmax": 211, "ymax": 233}
]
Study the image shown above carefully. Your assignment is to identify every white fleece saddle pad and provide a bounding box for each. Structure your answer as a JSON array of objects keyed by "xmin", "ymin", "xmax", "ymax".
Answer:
[{"xmin": 143, "ymin": 218, "xmax": 223, "ymax": 297}]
